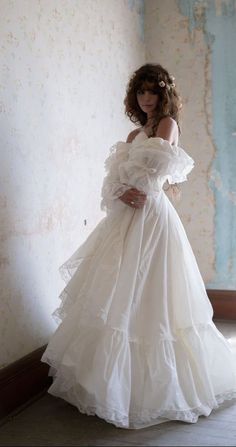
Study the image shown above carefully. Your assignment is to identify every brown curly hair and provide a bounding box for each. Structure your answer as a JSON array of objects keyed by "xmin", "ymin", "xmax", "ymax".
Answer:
[
  {"xmin": 124, "ymin": 63, "xmax": 182, "ymax": 134},
  {"xmin": 124, "ymin": 63, "xmax": 183, "ymax": 201}
]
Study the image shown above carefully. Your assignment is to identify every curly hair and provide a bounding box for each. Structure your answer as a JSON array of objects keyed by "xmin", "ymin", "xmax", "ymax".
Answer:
[{"xmin": 124, "ymin": 63, "xmax": 183, "ymax": 201}]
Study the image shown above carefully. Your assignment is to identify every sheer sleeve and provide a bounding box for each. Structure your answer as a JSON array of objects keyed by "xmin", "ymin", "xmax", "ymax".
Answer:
[
  {"xmin": 100, "ymin": 141, "xmax": 130, "ymax": 212},
  {"xmin": 100, "ymin": 136, "xmax": 194, "ymax": 212},
  {"xmin": 118, "ymin": 137, "xmax": 194, "ymax": 194}
]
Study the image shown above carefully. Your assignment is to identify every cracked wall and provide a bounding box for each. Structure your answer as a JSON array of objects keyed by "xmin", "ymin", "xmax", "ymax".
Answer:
[
  {"xmin": 1, "ymin": 0, "xmax": 235, "ymax": 369},
  {"xmin": 0, "ymin": 0, "xmax": 145, "ymax": 368},
  {"xmin": 178, "ymin": 0, "xmax": 236, "ymax": 289},
  {"xmin": 146, "ymin": 0, "xmax": 236, "ymax": 289}
]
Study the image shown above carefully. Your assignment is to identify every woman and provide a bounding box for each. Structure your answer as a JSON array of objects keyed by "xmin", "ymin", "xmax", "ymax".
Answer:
[{"xmin": 41, "ymin": 63, "xmax": 236, "ymax": 429}]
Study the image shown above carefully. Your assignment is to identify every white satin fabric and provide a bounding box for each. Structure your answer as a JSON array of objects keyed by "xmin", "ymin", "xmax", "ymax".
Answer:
[{"xmin": 41, "ymin": 131, "xmax": 236, "ymax": 429}]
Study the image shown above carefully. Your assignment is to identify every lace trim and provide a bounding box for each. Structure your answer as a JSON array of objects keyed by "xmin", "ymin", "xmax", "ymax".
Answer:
[{"xmin": 47, "ymin": 387, "xmax": 236, "ymax": 429}]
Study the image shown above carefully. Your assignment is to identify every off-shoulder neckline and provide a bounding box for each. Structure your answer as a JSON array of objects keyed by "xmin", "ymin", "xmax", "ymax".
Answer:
[{"xmin": 133, "ymin": 129, "xmax": 178, "ymax": 147}]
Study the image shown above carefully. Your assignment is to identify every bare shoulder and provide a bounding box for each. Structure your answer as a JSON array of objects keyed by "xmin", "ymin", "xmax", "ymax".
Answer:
[
  {"xmin": 126, "ymin": 128, "xmax": 141, "ymax": 143},
  {"xmin": 155, "ymin": 117, "xmax": 178, "ymax": 144}
]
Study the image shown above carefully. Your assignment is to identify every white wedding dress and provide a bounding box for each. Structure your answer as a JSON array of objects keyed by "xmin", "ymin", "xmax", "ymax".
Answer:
[{"xmin": 41, "ymin": 130, "xmax": 236, "ymax": 429}]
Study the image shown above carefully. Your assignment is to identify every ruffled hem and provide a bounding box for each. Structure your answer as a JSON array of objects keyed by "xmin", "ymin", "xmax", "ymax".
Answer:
[
  {"xmin": 43, "ymin": 157, "xmax": 236, "ymax": 429},
  {"xmin": 52, "ymin": 259, "xmax": 90, "ymax": 324},
  {"xmin": 41, "ymin": 319, "xmax": 236, "ymax": 429},
  {"xmin": 52, "ymin": 215, "xmax": 110, "ymax": 324},
  {"xmin": 47, "ymin": 388, "xmax": 236, "ymax": 429}
]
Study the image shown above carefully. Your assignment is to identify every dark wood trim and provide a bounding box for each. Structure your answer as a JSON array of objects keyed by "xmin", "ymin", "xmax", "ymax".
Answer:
[
  {"xmin": 0, "ymin": 290, "xmax": 235, "ymax": 420},
  {"xmin": 207, "ymin": 289, "xmax": 236, "ymax": 321},
  {"xmin": 0, "ymin": 345, "xmax": 52, "ymax": 419}
]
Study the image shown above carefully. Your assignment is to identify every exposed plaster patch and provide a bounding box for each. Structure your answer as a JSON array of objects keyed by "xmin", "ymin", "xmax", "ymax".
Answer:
[
  {"xmin": 210, "ymin": 169, "xmax": 236, "ymax": 205},
  {"xmin": 215, "ymin": 0, "xmax": 223, "ymax": 16},
  {"xmin": 202, "ymin": 36, "xmax": 217, "ymax": 192},
  {"xmin": 128, "ymin": 0, "xmax": 145, "ymax": 42},
  {"xmin": 0, "ymin": 202, "xmax": 67, "ymax": 242},
  {"xmin": 178, "ymin": 0, "xmax": 236, "ymax": 288},
  {"xmin": 177, "ymin": 1, "xmax": 207, "ymax": 43}
]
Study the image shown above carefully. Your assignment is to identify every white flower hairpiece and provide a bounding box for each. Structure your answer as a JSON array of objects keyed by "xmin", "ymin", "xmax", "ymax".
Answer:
[
  {"xmin": 159, "ymin": 75, "xmax": 176, "ymax": 89},
  {"xmin": 169, "ymin": 75, "xmax": 175, "ymax": 88}
]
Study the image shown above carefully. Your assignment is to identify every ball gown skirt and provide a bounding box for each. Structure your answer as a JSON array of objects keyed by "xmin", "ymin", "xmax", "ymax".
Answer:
[{"xmin": 41, "ymin": 131, "xmax": 236, "ymax": 429}]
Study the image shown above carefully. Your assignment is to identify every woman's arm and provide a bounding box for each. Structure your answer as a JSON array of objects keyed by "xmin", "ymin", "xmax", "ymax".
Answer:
[{"xmin": 155, "ymin": 117, "xmax": 178, "ymax": 144}]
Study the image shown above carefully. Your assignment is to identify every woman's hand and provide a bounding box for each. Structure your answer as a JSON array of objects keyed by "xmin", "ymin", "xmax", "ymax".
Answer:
[{"xmin": 119, "ymin": 188, "xmax": 147, "ymax": 209}]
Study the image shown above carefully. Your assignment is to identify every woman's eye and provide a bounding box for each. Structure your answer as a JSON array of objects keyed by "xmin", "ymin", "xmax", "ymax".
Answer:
[{"xmin": 137, "ymin": 89, "xmax": 157, "ymax": 95}]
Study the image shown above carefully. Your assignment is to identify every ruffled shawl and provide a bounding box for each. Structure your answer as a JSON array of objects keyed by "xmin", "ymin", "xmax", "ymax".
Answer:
[{"xmin": 101, "ymin": 131, "xmax": 194, "ymax": 212}]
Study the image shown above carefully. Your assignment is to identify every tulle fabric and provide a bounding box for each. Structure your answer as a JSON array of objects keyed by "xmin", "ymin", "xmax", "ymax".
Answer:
[
  {"xmin": 101, "ymin": 131, "xmax": 194, "ymax": 213},
  {"xmin": 41, "ymin": 131, "xmax": 236, "ymax": 429}
]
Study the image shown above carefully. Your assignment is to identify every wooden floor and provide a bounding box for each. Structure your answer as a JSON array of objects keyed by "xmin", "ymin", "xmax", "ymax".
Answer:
[{"xmin": 0, "ymin": 321, "xmax": 236, "ymax": 447}]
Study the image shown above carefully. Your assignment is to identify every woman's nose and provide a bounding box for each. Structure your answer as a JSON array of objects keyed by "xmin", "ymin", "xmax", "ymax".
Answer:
[{"xmin": 143, "ymin": 91, "xmax": 152, "ymax": 100}]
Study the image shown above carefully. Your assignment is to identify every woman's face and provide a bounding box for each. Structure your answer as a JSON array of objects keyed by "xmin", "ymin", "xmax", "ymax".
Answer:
[{"xmin": 136, "ymin": 82, "xmax": 159, "ymax": 116}]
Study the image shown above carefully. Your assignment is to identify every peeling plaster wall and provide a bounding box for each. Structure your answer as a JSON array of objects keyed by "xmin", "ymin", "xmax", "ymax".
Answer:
[
  {"xmin": 177, "ymin": 0, "xmax": 236, "ymax": 289},
  {"xmin": 2, "ymin": 0, "xmax": 235, "ymax": 370},
  {"xmin": 145, "ymin": 0, "xmax": 236, "ymax": 289},
  {"xmin": 0, "ymin": 0, "xmax": 145, "ymax": 368}
]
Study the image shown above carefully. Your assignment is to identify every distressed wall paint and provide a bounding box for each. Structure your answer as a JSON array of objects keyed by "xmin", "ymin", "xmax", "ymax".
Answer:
[
  {"xmin": 2, "ymin": 0, "xmax": 234, "ymax": 370},
  {"xmin": 0, "ymin": 0, "xmax": 145, "ymax": 368},
  {"xmin": 145, "ymin": 0, "xmax": 216, "ymax": 284},
  {"xmin": 178, "ymin": 0, "xmax": 236, "ymax": 289},
  {"xmin": 128, "ymin": 0, "xmax": 145, "ymax": 42}
]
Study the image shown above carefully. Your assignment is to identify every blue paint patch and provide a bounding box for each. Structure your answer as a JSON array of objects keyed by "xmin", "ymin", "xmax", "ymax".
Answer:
[
  {"xmin": 128, "ymin": 0, "xmax": 145, "ymax": 42},
  {"xmin": 178, "ymin": 0, "xmax": 199, "ymax": 36},
  {"xmin": 177, "ymin": 0, "xmax": 236, "ymax": 289}
]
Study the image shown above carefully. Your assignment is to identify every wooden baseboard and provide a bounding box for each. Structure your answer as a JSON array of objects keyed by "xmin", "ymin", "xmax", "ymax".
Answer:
[
  {"xmin": 0, "ymin": 345, "xmax": 52, "ymax": 420},
  {"xmin": 0, "ymin": 289, "xmax": 235, "ymax": 420},
  {"xmin": 207, "ymin": 289, "xmax": 236, "ymax": 320}
]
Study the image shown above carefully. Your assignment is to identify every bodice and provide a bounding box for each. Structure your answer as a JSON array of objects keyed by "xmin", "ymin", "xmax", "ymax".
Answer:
[{"xmin": 100, "ymin": 133, "xmax": 194, "ymax": 212}]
